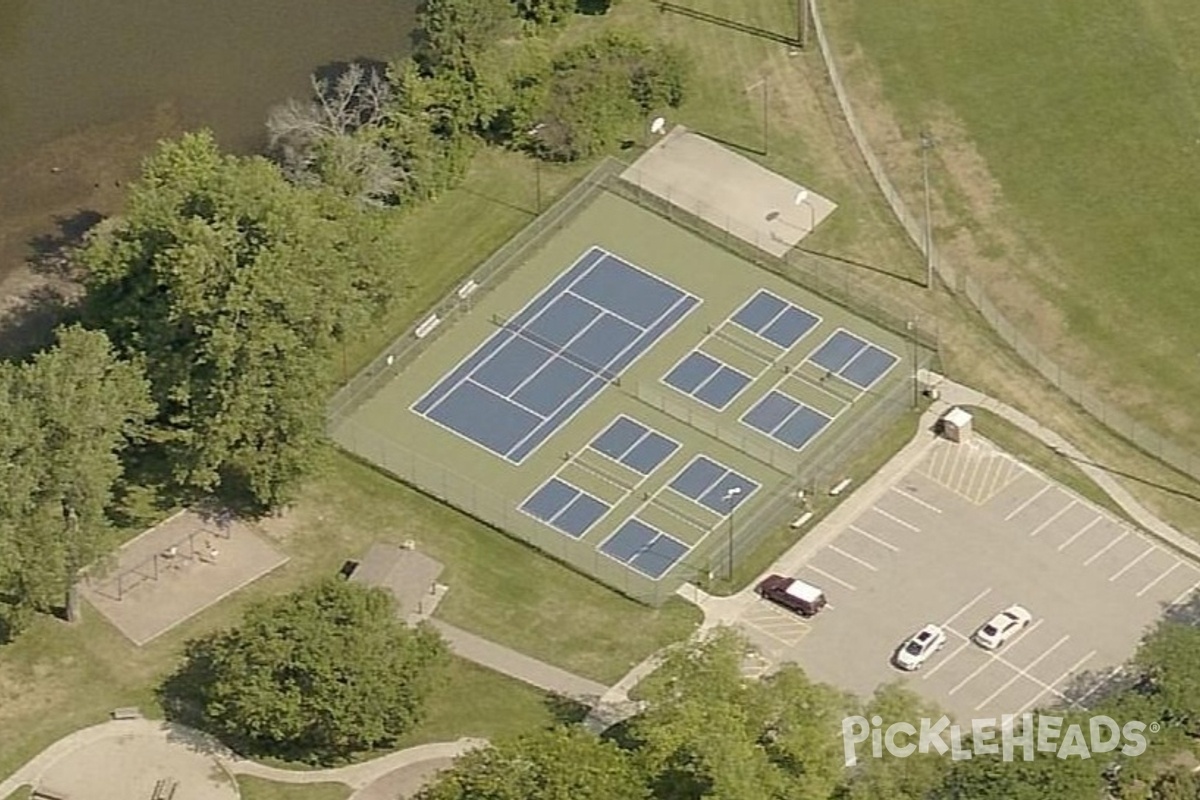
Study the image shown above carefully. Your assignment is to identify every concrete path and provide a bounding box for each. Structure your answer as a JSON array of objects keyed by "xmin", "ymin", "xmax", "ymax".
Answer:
[
  {"xmin": 429, "ymin": 619, "xmax": 608, "ymax": 703},
  {"xmin": 224, "ymin": 738, "xmax": 484, "ymax": 790},
  {"xmin": 0, "ymin": 716, "xmax": 482, "ymax": 800}
]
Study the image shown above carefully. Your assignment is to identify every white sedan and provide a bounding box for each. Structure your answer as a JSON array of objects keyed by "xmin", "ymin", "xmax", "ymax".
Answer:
[
  {"xmin": 893, "ymin": 624, "xmax": 947, "ymax": 671},
  {"xmin": 973, "ymin": 605, "xmax": 1033, "ymax": 650}
]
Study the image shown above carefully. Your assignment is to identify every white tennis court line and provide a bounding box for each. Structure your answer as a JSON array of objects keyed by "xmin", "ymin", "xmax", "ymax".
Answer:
[
  {"xmin": 942, "ymin": 588, "xmax": 992, "ymax": 629},
  {"xmin": 1005, "ymin": 484, "xmax": 1051, "ymax": 521},
  {"xmin": 1137, "ymin": 562, "xmax": 1181, "ymax": 597},
  {"xmin": 1029, "ymin": 500, "xmax": 1077, "ymax": 537},
  {"xmin": 827, "ymin": 545, "xmax": 878, "ymax": 572},
  {"xmin": 1108, "ymin": 544, "xmax": 1155, "ymax": 581},
  {"xmin": 871, "ymin": 507, "xmax": 919, "ymax": 532},
  {"xmin": 922, "ymin": 640, "xmax": 971, "ymax": 681},
  {"xmin": 849, "ymin": 524, "xmax": 900, "ymax": 552},
  {"xmin": 804, "ymin": 564, "xmax": 857, "ymax": 591},
  {"xmin": 1084, "ymin": 530, "xmax": 1128, "ymax": 566},
  {"xmin": 890, "ymin": 486, "xmax": 942, "ymax": 514},
  {"xmin": 1057, "ymin": 516, "xmax": 1102, "ymax": 552}
]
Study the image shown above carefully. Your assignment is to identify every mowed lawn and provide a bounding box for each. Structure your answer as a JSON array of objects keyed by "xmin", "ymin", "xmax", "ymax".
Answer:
[{"xmin": 823, "ymin": 0, "xmax": 1200, "ymax": 446}]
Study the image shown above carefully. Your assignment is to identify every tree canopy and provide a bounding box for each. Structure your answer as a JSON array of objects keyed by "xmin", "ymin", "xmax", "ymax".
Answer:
[
  {"xmin": 0, "ymin": 325, "xmax": 152, "ymax": 636},
  {"xmin": 164, "ymin": 577, "xmax": 448, "ymax": 764},
  {"xmin": 82, "ymin": 131, "xmax": 394, "ymax": 509}
]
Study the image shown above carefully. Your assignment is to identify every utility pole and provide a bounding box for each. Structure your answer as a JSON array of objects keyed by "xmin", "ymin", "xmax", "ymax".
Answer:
[
  {"xmin": 798, "ymin": 0, "xmax": 809, "ymax": 49},
  {"xmin": 920, "ymin": 130, "xmax": 935, "ymax": 289},
  {"xmin": 763, "ymin": 76, "xmax": 769, "ymax": 155},
  {"xmin": 907, "ymin": 320, "xmax": 919, "ymax": 408}
]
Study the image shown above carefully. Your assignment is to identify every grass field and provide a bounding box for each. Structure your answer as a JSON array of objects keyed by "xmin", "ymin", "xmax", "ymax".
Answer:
[
  {"xmin": 237, "ymin": 777, "xmax": 351, "ymax": 800},
  {"xmin": 335, "ymin": 185, "xmax": 915, "ymax": 602},
  {"xmin": 822, "ymin": 0, "xmax": 1200, "ymax": 449}
]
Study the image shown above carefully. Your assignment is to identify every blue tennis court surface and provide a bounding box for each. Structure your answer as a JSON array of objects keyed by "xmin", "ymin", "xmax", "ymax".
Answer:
[
  {"xmin": 668, "ymin": 456, "xmax": 758, "ymax": 515},
  {"xmin": 808, "ymin": 329, "xmax": 898, "ymax": 390},
  {"xmin": 520, "ymin": 477, "xmax": 611, "ymax": 539},
  {"xmin": 742, "ymin": 390, "xmax": 833, "ymax": 450},
  {"xmin": 731, "ymin": 290, "xmax": 821, "ymax": 350},
  {"xmin": 599, "ymin": 518, "xmax": 690, "ymax": 579},
  {"xmin": 413, "ymin": 247, "xmax": 699, "ymax": 463},
  {"xmin": 663, "ymin": 351, "xmax": 751, "ymax": 410},
  {"xmin": 589, "ymin": 416, "xmax": 680, "ymax": 475}
]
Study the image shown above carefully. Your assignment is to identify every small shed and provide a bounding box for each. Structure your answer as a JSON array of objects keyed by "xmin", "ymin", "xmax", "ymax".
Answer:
[
  {"xmin": 346, "ymin": 543, "xmax": 444, "ymax": 623},
  {"xmin": 941, "ymin": 407, "xmax": 974, "ymax": 443}
]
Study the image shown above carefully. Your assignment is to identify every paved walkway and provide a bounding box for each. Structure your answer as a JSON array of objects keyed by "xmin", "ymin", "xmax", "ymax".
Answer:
[
  {"xmin": 430, "ymin": 620, "xmax": 608, "ymax": 702},
  {"xmin": 8, "ymin": 375, "xmax": 1195, "ymax": 798},
  {"xmin": 0, "ymin": 716, "xmax": 482, "ymax": 800}
]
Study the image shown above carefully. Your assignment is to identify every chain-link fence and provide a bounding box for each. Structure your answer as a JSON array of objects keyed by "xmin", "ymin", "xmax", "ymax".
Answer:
[
  {"xmin": 808, "ymin": 0, "xmax": 1200, "ymax": 483},
  {"xmin": 328, "ymin": 158, "xmax": 627, "ymax": 427},
  {"xmin": 326, "ymin": 146, "xmax": 939, "ymax": 605},
  {"xmin": 609, "ymin": 164, "xmax": 940, "ymax": 352}
]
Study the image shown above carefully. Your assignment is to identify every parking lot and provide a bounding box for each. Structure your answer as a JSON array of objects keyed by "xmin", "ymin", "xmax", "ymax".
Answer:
[{"xmin": 737, "ymin": 436, "xmax": 1200, "ymax": 723}]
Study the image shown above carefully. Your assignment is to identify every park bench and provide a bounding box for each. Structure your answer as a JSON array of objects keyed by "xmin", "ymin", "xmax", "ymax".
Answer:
[
  {"xmin": 151, "ymin": 778, "xmax": 178, "ymax": 800},
  {"xmin": 111, "ymin": 706, "xmax": 141, "ymax": 720}
]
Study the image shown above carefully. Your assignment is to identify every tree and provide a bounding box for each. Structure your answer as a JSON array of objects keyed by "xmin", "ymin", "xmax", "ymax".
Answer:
[
  {"xmin": 414, "ymin": 0, "xmax": 515, "ymax": 77},
  {"xmin": 267, "ymin": 63, "xmax": 404, "ymax": 206},
  {"xmin": 81, "ymin": 131, "xmax": 394, "ymax": 509},
  {"xmin": 840, "ymin": 683, "xmax": 952, "ymax": 800},
  {"xmin": 631, "ymin": 627, "xmax": 852, "ymax": 800},
  {"xmin": 0, "ymin": 326, "xmax": 152, "ymax": 631},
  {"xmin": 521, "ymin": 33, "xmax": 690, "ymax": 162},
  {"xmin": 514, "ymin": 0, "xmax": 576, "ymax": 28},
  {"xmin": 417, "ymin": 726, "xmax": 649, "ymax": 800},
  {"xmin": 166, "ymin": 578, "xmax": 448, "ymax": 764},
  {"xmin": 1131, "ymin": 621, "xmax": 1200, "ymax": 734}
]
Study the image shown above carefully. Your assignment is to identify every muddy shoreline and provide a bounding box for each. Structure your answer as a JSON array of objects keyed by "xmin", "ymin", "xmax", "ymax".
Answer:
[{"xmin": 0, "ymin": 104, "xmax": 189, "ymax": 357}]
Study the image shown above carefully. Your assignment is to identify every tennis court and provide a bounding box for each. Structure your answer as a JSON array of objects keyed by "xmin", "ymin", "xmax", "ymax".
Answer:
[
  {"xmin": 332, "ymin": 188, "xmax": 917, "ymax": 602},
  {"xmin": 413, "ymin": 246, "xmax": 699, "ymax": 463}
]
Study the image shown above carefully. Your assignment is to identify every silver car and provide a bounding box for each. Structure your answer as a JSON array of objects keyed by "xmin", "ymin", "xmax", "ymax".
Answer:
[
  {"xmin": 973, "ymin": 605, "xmax": 1033, "ymax": 650},
  {"xmin": 894, "ymin": 624, "xmax": 947, "ymax": 671}
]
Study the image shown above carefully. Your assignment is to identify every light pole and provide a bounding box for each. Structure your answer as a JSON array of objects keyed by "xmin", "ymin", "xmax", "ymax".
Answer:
[
  {"xmin": 527, "ymin": 123, "xmax": 547, "ymax": 214},
  {"xmin": 723, "ymin": 487, "xmax": 742, "ymax": 581},
  {"xmin": 795, "ymin": 189, "xmax": 815, "ymax": 235},
  {"xmin": 745, "ymin": 77, "xmax": 769, "ymax": 155},
  {"xmin": 920, "ymin": 130, "xmax": 935, "ymax": 289},
  {"xmin": 906, "ymin": 319, "xmax": 919, "ymax": 408}
]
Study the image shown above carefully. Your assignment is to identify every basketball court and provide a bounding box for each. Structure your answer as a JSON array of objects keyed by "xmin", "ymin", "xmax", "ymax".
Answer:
[
  {"xmin": 621, "ymin": 125, "xmax": 837, "ymax": 257},
  {"xmin": 81, "ymin": 508, "xmax": 289, "ymax": 646}
]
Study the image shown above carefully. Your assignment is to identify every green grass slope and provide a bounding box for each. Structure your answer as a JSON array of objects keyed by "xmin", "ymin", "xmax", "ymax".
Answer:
[{"xmin": 825, "ymin": 0, "xmax": 1200, "ymax": 444}]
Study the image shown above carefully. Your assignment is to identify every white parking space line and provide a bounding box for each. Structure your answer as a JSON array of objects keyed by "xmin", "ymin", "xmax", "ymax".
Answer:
[
  {"xmin": 1029, "ymin": 500, "xmax": 1076, "ymax": 537},
  {"xmin": 972, "ymin": 636, "xmax": 1072, "ymax": 711},
  {"xmin": 849, "ymin": 524, "xmax": 900, "ymax": 552},
  {"xmin": 872, "ymin": 507, "xmax": 919, "ymax": 532},
  {"xmin": 1171, "ymin": 578, "xmax": 1200, "ymax": 607},
  {"xmin": 804, "ymin": 564, "xmax": 857, "ymax": 591},
  {"xmin": 1137, "ymin": 562, "xmax": 1181, "ymax": 597},
  {"xmin": 949, "ymin": 657, "xmax": 998, "ymax": 696},
  {"xmin": 1005, "ymin": 484, "xmax": 1051, "ymax": 521},
  {"xmin": 1109, "ymin": 545, "xmax": 1155, "ymax": 582},
  {"xmin": 945, "ymin": 626, "xmax": 1073, "ymax": 709},
  {"xmin": 942, "ymin": 588, "xmax": 993, "ymax": 629},
  {"xmin": 827, "ymin": 545, "xmax": 878, "ymax": 572},
  {"xmin": 1070, "ymin": 666, "xmax": 1122, "ymax": 710},
  {"xmin": 1084, "ymin": 530, "xmax": 1128, "ymax": 566},
  {"xmin": 890, "ymin": 486, "xmax": 942, "ymax": 514},
  {"xmin": 922, "ymin": 640, "xmax": 971, "ymax": 681},
  {"xmin": 1057, "ymin": 517, "xmax": 1102, "ymax": 552}
]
